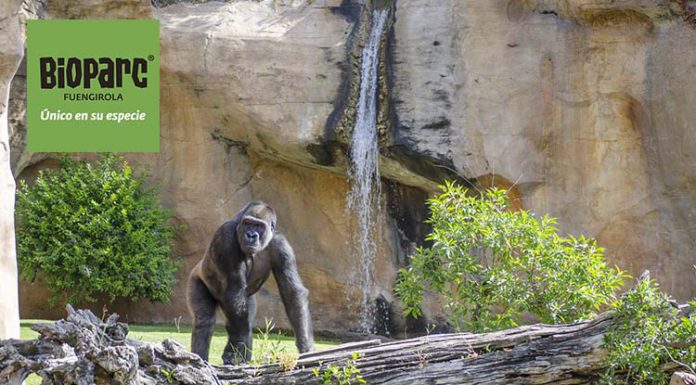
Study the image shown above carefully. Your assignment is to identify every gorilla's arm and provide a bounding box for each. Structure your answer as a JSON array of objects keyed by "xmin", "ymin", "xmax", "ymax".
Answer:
[{"xmin": 271, "ymin": 235, "xmax": 315, "ymax": 353}]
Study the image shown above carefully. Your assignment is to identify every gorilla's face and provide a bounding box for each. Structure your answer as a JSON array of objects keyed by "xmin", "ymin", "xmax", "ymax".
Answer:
[{"xmin": 237, "ymin": 205, "xmax": 276, "ymax": 256}]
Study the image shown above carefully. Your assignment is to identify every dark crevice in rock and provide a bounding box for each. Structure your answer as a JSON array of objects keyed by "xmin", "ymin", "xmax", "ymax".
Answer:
[
  {"xmin": 329, "ymin": 0, "xmax": 363, "ymax": 20},
  {"xmin": 382, "ymin": 180, "xmax": 454, "ymax": 338},
  {"xmin": 372, "ymin": 294, "xmax": 397, "ymax": 337},
  {"xmin": 383, "ymin": 180, "xmax": 430, "ymax": 266},
  {"xmin": 210, "ymin": 131, "xmax": 247, "ymax": 154},
  {"xmin": 322, "ymin": 0, "xmax": 363, "ymax": 149},
  {"xmin": 385, "ymin": 143, "xmax": 471, "ymax": 188},
  {"xmin": 375, "ymin": 1, "xmax": 393, "ymax": 150},
  {"xmin": 306, "ymin": 140, "xmax": 345, "ymax": 167},
  {"xmin": 538, "ymin": 10, "xmax": 558, "ymax": 16},
  {"xmin": 421, "ymin": 117, "xmax": 451, "ymax": 130}
]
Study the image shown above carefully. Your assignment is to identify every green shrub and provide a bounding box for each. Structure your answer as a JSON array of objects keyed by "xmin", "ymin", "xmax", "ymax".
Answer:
[
  {"xmin": 394, "ymin": 181, "xmax": 626, "ymax": 332},
  {"xmin": 16, "ymin": 154, "xmax": 179, "ymax": 304},
  {"xmin": 248, "ymin": 318, "xmax": 299, "ymax": 370},
  {"xmin": 602, "ymin": 276, "xmax": 696, "ymax": 385},
  {"xmin": 312, "ymin": 353, "xmax": 366, "ymax": 385}
]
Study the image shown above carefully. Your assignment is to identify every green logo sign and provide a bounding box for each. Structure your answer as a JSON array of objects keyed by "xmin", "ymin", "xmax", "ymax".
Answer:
[{"xmin": 27, "ymin": 20, "xmax": 160, "ymax": 152}]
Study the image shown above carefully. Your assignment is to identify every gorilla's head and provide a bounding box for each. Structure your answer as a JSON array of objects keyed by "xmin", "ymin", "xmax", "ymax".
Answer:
[{"xmin": 237, "ymin": 201, "xmax": 276, "ymax": 256}]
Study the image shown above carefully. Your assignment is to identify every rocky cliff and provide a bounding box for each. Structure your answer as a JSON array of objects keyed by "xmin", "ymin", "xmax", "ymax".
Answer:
[{"xmin": 7, "ymin": 0, "xmax": 696, "ymax": 335}]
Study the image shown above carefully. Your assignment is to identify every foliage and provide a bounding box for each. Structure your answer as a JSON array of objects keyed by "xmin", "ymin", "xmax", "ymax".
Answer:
[
  {"xmin": 312, "ymin": 353, "xmax": 367, "ymax": 385},
  {"xmin": 394, "ymin": 181, "xmax": 626, "ymax": 332},
  {"xmin": 601, "ymin": 277, "xmax": 696, "ymax": 385},
  {"xmin": 16, "ymin": 154, "xmax": 179, "ymax": 304},
  {"xmin": 249, "ymin": 318, "xmax": 299, "ymax": 370},
  {"xmin": 160, "ymin": 368, "xmax": 177, "ymax": 385}
]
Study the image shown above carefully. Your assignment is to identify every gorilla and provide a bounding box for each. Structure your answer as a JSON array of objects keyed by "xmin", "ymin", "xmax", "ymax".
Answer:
[{"xmin": 187, "ymin": 201, "xmax": 314, "ymax": 364}]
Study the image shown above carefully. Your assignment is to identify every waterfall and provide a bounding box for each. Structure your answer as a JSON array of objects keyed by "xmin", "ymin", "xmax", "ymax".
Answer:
[{"xmin": 347, "ymin": 7, "xmax": 389, "ymax": 334}]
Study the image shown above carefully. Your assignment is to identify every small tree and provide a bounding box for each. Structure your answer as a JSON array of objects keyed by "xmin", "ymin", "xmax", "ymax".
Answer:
[
  {"xmin": 16, "ymin": 154, "xmax": 179, "ymax": 304},
  {"xmin": 601, "ymin": 276, "xmax": 696, "ymax": 385},
  {"xmin": 395, "ymin": 182, "xmax": 626, "ymax": 332}
]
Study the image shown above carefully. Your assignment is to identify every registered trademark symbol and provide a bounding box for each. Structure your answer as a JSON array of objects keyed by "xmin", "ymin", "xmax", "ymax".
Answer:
[{"xmin": 147, "ymin": 55, "xmax": 154, "ymax": 61}]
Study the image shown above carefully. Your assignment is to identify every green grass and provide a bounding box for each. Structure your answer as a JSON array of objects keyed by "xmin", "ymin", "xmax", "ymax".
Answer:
[{"xmin": 21, "ymin": 319, "xmax": 338, "ymax": 384}]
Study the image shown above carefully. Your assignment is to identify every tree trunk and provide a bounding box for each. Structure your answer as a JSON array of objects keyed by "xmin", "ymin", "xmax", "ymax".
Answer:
[
  {"xmin": 671, "ymin": 372, "xmax": 696, "ymax": 385},
  {"xmin": 1, "ymin": 306, "xmax": 674, "ymax": 385},
  {"xmin": 0, "ymin": 0, "xmax": 26, "ymax": 340},
  {"xmin": 218, "ymin": 313, "xmax": 613, "ymax": 385},
  {"xmin": 2, "ymin": 275, "xmax": 693, "ymax": 385}
]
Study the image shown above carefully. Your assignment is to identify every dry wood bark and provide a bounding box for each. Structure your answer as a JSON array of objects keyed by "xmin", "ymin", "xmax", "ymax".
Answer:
[
  {"xmin": 671, "ymin": 371, "xmax": 696, "ymax": 385},
  {"xmin": 1, "ymin": 304, "xmax": 691, "ymax": 385},
  {"xmin": 0, "ymin": 306, "xmax": 221, "ymax": 385},
  {"xmin": 1, "ymin": 306, "xmax": 612, "ymax": 385},
  {"xmin": 218, "ymin": 313, "xmax": 612, "ymax": 385}
]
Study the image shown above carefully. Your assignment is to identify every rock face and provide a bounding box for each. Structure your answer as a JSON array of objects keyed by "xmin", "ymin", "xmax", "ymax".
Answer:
[
  {"xmin": 6, "ymin": 0, "xmax": 696, "ymax": 336},
  {"xmin": 389, "ymin": 0, "xmax": 696, "ymax": 301},
  {"xmin": 0, "ymin": 0, "xmax": 25, "ymax": 339}
]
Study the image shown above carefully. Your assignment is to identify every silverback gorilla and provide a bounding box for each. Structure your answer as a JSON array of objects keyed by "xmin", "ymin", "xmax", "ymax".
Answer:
[{"xmin": 187, "ymin": 201, "xmax": 314, "ymax": 363}]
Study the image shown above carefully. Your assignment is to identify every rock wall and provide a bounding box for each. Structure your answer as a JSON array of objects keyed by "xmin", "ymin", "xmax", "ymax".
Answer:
[
  {"xmin": 0, "ymin": 0, "xmax": 25, "ymax": 339},
  {"xmin": 389, "ymin": 0, "xmax": 696, "ymax": 300},
  {"xmin": 7, "ymin": 0, "xmax": 696, "ymax": 336},
  {"xmin": 13, "ymin": 0, "xmax": 409, "ymax": 336}
]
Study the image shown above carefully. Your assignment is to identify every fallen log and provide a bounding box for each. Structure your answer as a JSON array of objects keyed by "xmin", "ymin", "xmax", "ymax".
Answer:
[
  {"xmin": 671, "ymin": 372, "xmax": 696, "ymax": 385},
  {"xmin": 218, "ymin": 313, "xmax": 612, "ymax": 385},
  {"xmin": 0, "ymin": 305, "xmax": 689, "ymax": 385}
]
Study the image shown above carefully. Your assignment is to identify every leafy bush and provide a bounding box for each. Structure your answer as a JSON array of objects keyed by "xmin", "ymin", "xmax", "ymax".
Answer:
[
  {"xmin": 601, "ymin": 276, "xmax": 696, "ymax": 385},
  {"xmin": 394, "ymin": 181, "xmax": 626, "ymax": 332},
  {"xmin": 312, "ymin": 353, "xmax": 366, "ymax": 385},
  {"xmin": 16, "ymin": 154, "xmax": 179, "ymax": 304},
  {"xmin": 249, "ymin": 319, "xmax": 299, "ymax": 370}
]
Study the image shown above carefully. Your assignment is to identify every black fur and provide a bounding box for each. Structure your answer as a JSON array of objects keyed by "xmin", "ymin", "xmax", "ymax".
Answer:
[{"xmin": 187, "ymin": 201, "xmax": 314, "ymax": 364}]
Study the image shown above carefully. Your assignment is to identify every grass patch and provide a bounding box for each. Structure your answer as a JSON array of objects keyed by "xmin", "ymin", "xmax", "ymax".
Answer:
[{"xmin": 21, "ymin": 319, "xmax": 338, "ymax": 385}]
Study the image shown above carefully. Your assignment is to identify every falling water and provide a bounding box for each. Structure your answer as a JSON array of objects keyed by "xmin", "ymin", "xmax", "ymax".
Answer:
[{"xmin": 347, "ymin": 7, "xmax": 389, "ymax": 334}]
